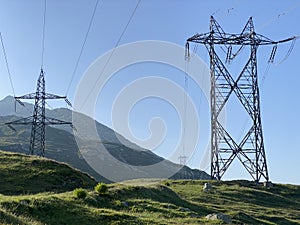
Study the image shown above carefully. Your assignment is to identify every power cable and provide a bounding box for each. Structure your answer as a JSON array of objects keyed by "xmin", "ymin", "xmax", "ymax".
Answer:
[
  {"xmin": 181, "ymin": 60, "xmax": 189, "ymax": 165},
  {"xmin": 0, "ymin": 32, "xmax": 15, "ymax": 97},
  {"xmin": 78, "ymin": 0, "xmax": 141, "ymax": 111},
  {"xmin": 276, "ymin": 38, "xmax": 297, "ymax": 65},
  {"xmin": 65, "ymin": 0, "xmax": 101, "ymax": 96},
  {"xmin": 41, "ymin": 0, "xmax": 47, "ymax": 69},
  {"xmin": 258, "ymin": 2, "xmax": 300, "ymax": 32}
]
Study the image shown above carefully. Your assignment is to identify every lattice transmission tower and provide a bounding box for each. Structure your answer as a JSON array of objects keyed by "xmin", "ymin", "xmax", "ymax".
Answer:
[
  {"xmin": 186, "ymin": 16, "xmax": 297, "ymax": 182},
  {"xmin": 6, "ymin": 68, "xmax": 73, "ymax": 157}
]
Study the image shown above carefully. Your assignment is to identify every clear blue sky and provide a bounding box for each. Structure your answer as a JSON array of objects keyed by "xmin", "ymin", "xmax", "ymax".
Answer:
[{"xmin": 0, "ymin": 0, "xmax": 299, "ymax": 184}]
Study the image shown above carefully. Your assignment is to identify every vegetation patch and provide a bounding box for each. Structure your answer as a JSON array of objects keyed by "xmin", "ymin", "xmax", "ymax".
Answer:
[
  {"xmin": 0, "ymin": 150, "xmax": 97, "ymax": 195},
  {"xmin": 0, "ymin": 151, "xmax": 299, "ymax": 224},
  {"xmin": 94, "ymin": 183, "xmax": 109, "ymax": 195},
  {"xmin": 73, "ymin": 188, "xmax": 88, "ymax": 199}
]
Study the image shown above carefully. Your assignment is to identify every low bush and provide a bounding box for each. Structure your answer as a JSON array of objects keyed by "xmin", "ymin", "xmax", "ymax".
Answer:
[
  {"xmin": 73, "ymin": 188, "xmax": 87, "ymax": 199},
  {"xmin": 94, "ymin": 183, "xmax": 108, "ymax": 195}
]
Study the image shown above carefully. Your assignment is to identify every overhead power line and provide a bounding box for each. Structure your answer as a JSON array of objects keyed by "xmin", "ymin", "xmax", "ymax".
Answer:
[
  {"xmin": 113, "ymin": 0, "xmax": 141, "ymax": 49},
  {"xmin": 41, "ymin": 0, "xmax": 47, "ymax": 69},
  {"xmin": 78, "ymin": 0, "xmax": 142, "ymax": 111},
  {"xmin": 65, "ymin": 0, "xmax": 101, "ymax": 96},
  {"xmin": 0, "ymin": 32, "xmax": 15, "ymax": 96}
]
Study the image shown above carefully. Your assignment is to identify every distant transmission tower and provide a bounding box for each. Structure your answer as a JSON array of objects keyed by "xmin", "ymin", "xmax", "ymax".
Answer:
[
  {"xmin": 178, "ymin": 155, "xmax": 188, "ymax": 165},
  {"xmin": 186, "ymin": 16, "xmax": 297, "ymax": 182},
  {"xmin": 6, "ymin": 68, "xmax": 73, "ymax": 157}
]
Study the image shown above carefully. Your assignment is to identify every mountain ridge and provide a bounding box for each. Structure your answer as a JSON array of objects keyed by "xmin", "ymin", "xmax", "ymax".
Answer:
[{"xmin": 0, "ymin": 96, "xmax": 210, "ymax": 182}]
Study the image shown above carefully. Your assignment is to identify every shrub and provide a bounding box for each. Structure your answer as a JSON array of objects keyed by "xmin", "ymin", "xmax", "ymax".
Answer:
[
  {"xmin": 94, "ymin": 183, "xmax": 108, "ymax": 195},
  {"xmin": 130, "ymin": 205, "xmax": 140, "ymax": 212},
  {"xmin": 114, "ymin": 200, "xmax": 122, "ymax": 207},
  {"xmin": 73, "ymin": 188, "xmax": 87, "ymax": 199},
  {"xmin": 123, "ymin": 185, "xmax": 138, "ymax": 191}
]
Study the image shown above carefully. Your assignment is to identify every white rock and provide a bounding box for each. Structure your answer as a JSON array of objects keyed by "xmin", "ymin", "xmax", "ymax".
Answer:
[{"xmin": 206, "ymin": 213, "xmax": 232, "ymax": 224}]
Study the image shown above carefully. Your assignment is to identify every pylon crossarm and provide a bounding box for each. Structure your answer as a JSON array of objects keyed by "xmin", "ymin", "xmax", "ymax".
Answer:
[
  {"xmin": 187, "ymin": 33, "xmax": 296, "ymax": 46},
  {"xmin": 187, "ymin": 16, "xmax": 297, "ymax": 47},
  {"xmin": 15, "ymin": 93, "xmax": 68, "ymax": 101},
  {"xmin": 44, "ymin": 93, "xmax": 66, "ymax": 99},
  {"xmin": 15, "ymin": 93, "xmax": 36, "ymax": 99},
  {"xmin": 44, "ymin": 94, "xmax": 72, "ymax": 107},
  {"xmin": 187, "ymin": 33, "xmax": 211, "ymax": 44},
  {"xmin": 5, "ymin": 116, "xmax": 34, "ymax": 125},
  {"xmin": 44, "ymin": 117, "xmax": 72, "ymax": 125}
]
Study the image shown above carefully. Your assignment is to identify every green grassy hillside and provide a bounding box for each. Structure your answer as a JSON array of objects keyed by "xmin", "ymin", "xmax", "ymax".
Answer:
[
  {"xmin": 0, "ymin": 115, "xmax": 210, "ymax": 182},
  {"xmin": 0, "ymin": 151, "xmax": 299, "ymax": 225},
  {"xmin": 0, "ymin": 150, "xmax": 97, "ymax": 195}
]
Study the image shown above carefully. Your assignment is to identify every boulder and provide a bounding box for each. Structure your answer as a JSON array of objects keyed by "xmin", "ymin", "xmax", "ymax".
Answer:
[
  {"xmin": 203, "ymin": 182, "xmax": 212, "ymax": 192},
  {"xmin": 206, "ymin": 213, "xmax": 232, "ymax": 224}
]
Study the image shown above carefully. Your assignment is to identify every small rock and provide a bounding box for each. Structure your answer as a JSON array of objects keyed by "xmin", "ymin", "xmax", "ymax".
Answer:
[
  {"xmin": 166, "ymin": 204, "xmax": 177, "ymax": 209},
  {"xmin": 122, "ymin": 201, "xmax": 129, "ymax": 207},
  {"xmin": 190, "ymin": 213, "xmax": 198, "ymax": 218},
  {"xmin": 206, "ymin": 213, "xmax": 232, "ymax": 224},
  {"xmin": 180, "ymin": 207, "xmax": 191, "ymax": 212},
  {"xmin": 203, "ymin": 182, "xmax": 212, "ymax": 192},
  {"xmin": 263, "ymin": 181, "xmax": 273, "ymax": 188},
  {"xmin": 20, "ymin": 200, "xmax": 29, "ymax": 205}
]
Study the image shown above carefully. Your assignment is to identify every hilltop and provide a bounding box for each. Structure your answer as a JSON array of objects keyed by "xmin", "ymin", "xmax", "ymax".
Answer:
[
  {"xmin": 0, "ymin": 150, "xmax": 97, "ymax": 195},
  {"xmin": 0, "ymin": 151, "xmax": 299, "ymax": 224}
]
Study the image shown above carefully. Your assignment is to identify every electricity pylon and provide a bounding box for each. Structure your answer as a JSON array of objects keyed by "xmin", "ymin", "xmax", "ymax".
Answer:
[
  {"xmin": 186, "ymin": 16, "xmax": 297, "ymax": 182},
  {"xmin": 6, "ymin": 68, "xmax": 73, "ymax": 157}
]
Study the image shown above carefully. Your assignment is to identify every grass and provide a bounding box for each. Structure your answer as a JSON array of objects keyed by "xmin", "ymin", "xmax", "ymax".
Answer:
[
  {"xmin": 0, "ymin": 150, "xmax": 97, "ymax": 195},
  {"xmin": 169, "ymin": 180, "xmax": 300, "ymax": 224},
  {"xmin": 0, "ymin": 150, "xmax": 299, "ymax": 224}
]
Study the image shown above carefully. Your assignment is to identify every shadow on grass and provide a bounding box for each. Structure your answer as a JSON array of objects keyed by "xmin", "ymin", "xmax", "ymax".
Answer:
[
  {"xmin": 259, "ymin": 215, "xmax": 300, "ymax": 225},
  {"xmin": 232, "ymin": 212, "xmax": 267, "ymax": 225},
  {"xmin": 0, "ymin": 196, "xmax": 141, "ymax": 225},
  {"xmin": 0, "ymin": 208, "xmax": 29, "ymax": 225},
  {"xmin": 110, "ymin": 184, "xmax": 213, "ymax": 216}
]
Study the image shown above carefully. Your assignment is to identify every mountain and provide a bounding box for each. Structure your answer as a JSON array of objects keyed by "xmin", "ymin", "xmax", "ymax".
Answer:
[
  {"xmin": 0, "ymin": 96, "xmax": 210, "ymax": 182},
  {"xmin": 0, "ymin": 152, "xmax": 299, "ymax": 225}
]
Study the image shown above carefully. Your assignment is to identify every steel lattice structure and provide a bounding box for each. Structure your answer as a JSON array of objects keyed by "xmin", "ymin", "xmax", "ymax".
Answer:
[
  {"xmin": 6, "ymin": 69, "xmax": 73, "ymax": 157},
  {"xmin": 186, "ymin": 16, "xmax": 297, "ymax": 182}
]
